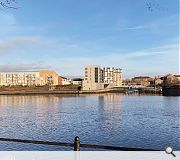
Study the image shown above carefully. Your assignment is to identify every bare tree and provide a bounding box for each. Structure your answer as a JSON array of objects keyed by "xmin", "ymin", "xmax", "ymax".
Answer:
[
  {"xmin": 145, "ymin": 0, "xmax": 168, "ymax": 12},
  {"xmin": 0, "ymin": 0, "xmax": 18, "ymax": 9}
]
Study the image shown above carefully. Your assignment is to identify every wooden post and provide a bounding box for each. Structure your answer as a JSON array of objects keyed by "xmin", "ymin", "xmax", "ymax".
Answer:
[{"xmin": 74, "ymin": 136, "xmax": 80, "ymax": 151}]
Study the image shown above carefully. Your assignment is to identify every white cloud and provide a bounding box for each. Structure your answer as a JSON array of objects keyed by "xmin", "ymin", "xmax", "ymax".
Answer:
[
  {"xmin": 0, "ymin": 36, "xmax": 41, "ymax": 54},
  {"xmin": 116, "ymin": 14, "xmax": 178, "ymax": 32},
  {"xmin": 49, "ymin": 42, "xmax": 179, "ymax": 78},
  {"xmin": 118, "ymin": 25, "xmax": 150, "ymax": 31},
  {"xmin": 126, "ymin": 43, "xmax": 179, "ymax": 58},
  {"xmin": 0, "ymin": 42, "xmax": 178, "ymax": 78},
  {"xmin": 0, "ymin": 63, "xmax": 52, "ymax": 72}
]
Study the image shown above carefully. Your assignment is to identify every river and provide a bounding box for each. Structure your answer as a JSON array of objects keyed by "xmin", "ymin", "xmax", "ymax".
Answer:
[{"xmin": 0, "ymin": 94, "xmax": 179, "ymax": 150}]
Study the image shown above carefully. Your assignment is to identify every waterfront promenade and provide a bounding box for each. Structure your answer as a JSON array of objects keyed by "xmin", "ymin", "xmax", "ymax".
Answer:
[{"xmin": 0, "ymin": 87, "xmax": 161, "ymax": 95}]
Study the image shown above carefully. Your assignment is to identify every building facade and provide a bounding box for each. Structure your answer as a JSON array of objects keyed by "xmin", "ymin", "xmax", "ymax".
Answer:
[
  {"xmin": 162, "ymin": 74, "xmax": 180, "ymax": 87},
  {"xmin": 58, "ymin": 76, "xmax": 72, "ymax": 85},
  {"xmin": 72, "ymin": 78, "xmax": 83, "ymax": 86},
  {"xmin": 103, "ymin": 67, "xmax": 122, "ymax": 87},
  {"xmin": 82, "ymin": 65, "xmax": 104, "ymax": 90},
  {"xmin": 0, "ymin": 71, "xmax": 40, "ymax": 86},
  {"xmin": 0, "ymin": 70, "xmax": 58, "ymax": 86},
  {"xmin": 131, "ymin": 76, "xmax": 151, "ymax": 86},
  {"xmin": 82, "ymin": 65, "xmax": 122, "ymax": 90},
  {"xmin": 39, "ymin": 70, "xmax": 59, "ymax": 86}
]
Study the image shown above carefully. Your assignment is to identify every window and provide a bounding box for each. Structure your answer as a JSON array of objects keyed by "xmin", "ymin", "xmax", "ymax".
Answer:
[{"xmin": 95, "ymin": 68, "xmax": 98, "ymax": 83}]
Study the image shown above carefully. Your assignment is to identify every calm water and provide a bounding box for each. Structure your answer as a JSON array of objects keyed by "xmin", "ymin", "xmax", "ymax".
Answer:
[{"xmin": 0, "ymin": 94, "xmax": 179, "ymax": 151}]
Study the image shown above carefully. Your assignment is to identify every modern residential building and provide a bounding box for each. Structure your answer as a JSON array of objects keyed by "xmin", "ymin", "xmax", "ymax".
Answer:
[
  {"xmin": 0, "ymin": 71, "xmax": 40, "ymax": 86},
  {"xmin": 39, "ymin": 70, "xmax": 59, "ymax": 86},
  {"xmin": 58, "ymin": 76, "xmax": 64, "ymax": 85},
  {"xmin": 82, "ymin": 65, "xmax": 104, "ymax": 90},
  {"xmin": 58, "ymin": 76, "xmax": 72, "ymax": 85},
  {"xmin": 82, "ymin": 65, "xmax": 122, "ymax": 90},
  {"xmin": 72, "ymin": 78, "xmax": 83, "ymax": 86},
  {"xmin": 0, "ymin": 70, "xmax": 58, "ymax": 86},
  {"xmin": 103, "ymin": 67, "xmax": 122, "ymax": 87}
]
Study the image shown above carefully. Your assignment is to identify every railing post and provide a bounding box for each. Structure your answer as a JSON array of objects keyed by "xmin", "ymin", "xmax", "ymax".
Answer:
[{"xmin": 74, "ymin": 136, "xmax": 80, "ymax": 151}]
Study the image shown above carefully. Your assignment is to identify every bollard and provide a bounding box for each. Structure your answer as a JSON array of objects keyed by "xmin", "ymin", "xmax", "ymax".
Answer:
[{"xmin": 74, "ymin": 136, "xmax": 80, "ymax": 151}]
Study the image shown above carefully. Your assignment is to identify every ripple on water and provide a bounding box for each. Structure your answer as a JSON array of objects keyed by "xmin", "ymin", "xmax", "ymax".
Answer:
[{"xmin": 0, "ymin": 94, "xmax": 179, "ymax": 150}]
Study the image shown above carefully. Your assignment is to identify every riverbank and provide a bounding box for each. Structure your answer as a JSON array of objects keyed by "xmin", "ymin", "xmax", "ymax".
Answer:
[{"xmin": 0, "ymin": 87, "xmax": 162, "ymax": 95}]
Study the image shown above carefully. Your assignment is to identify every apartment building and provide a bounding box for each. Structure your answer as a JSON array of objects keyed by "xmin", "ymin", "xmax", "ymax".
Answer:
[
  {"xmin": 58, "ymin": 76, "xmax": 72, "ymax": 85},
  {"xmin": 72, "ymin": 78, "xmax": 83, "ymax": 86},
  {"xmin": 0, "ymin": 70, "xmax": 58, "ymax": 86},
  {"xmin": 82, "ymin": 65, "xmax": 122, "ymax": 90},
  {"xmin": 0, "ymin": 71, "xmax": 40, "ymax": 86},
  {"xmin": 82, "ymin": 65, "xmax": 104, "ymax": 90},
  {"xmin": 131, "ymin": 76, "xmax": 151, "ymax": 86},
  {"xmin": 39, "ymin": 70, "xmax": 58, "ymax": 86},
  {"xmin": 103, "ymin": 67, "xmax": 122, "ymax": 87},
  {"xmin": 114, "ymin": 68, "xmax": 122, "ymax": 86}
]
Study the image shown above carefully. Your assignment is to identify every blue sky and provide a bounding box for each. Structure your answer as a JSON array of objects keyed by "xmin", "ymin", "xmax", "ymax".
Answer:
[{"xmin": 0, "ymin": 0, "xmax": 179, "ymax": 78}]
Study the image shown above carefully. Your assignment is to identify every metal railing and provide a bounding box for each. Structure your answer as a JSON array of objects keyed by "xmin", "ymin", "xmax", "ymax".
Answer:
[{"xmin": 0, "ymin": 137, "xmax": 160, "ymax": 151}]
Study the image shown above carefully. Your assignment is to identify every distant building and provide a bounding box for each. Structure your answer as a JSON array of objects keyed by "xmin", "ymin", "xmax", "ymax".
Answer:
[
  {"xmin": 162, "ymin": 74, "xmax": 180, "ymax": 87},
  {"xmin": 58, "ymin": 76, "xmax": 63, "ymax": 85},
  {"xmin": 58, "ymin": 76, "xmax": 72, "ymax": 85},
  {"xmin": 154, "ymin": 78, "xmax": 163, "ymax": 86},
  {"xmin": 82, "ymin": 65, "xmax": 104, "ymax": 90},
  {"xmin": 82, "ymin": 65, "xmax": 122, "ymax": 90},
  {"xmin": 174, "ymin": 75, "xmax": 180, "ymax": 82},
  {"xmin": 0, "ymin": 71, "xmax": 39, "ymax": 86},
  {"xmin": 0, "ymin": 70, "xmax": 58, "ymax": 86},
  {"xmin": 148, "ymin": 78, "xmax": 163, "ymax": 87},
  {"xmin": 122, "ymin": 79, "xmax": 132, "ymax": 86},
  {"xmin": 72, "ymin": 78, "xmax": 83, "ymax": 86},
  {"xmin": 39, "ymin": 70, "xmax": 59, "ymax": 86},
  {"xmin": 131, "ymin": 76, "xmax": 151, "ymax": 86},
  {"xmin": 103, "ymin": 67, "xmax": 122, "ymax": 87},
  {"xmin": 161, "ymin": 74, "xmax": 180, "ymax": 96},
  {"xmin": 58, "ymin": 76, "xmax": 66, "ymax": 85}
]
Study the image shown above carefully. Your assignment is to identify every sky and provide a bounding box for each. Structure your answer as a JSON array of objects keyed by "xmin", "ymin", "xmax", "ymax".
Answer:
[{"xmin": 0, "ymin": 0, "xmax": 179, "ymax": 78}]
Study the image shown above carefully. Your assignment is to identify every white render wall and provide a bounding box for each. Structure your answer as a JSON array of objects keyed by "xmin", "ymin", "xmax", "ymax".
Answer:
[
  {"xmin": 82, "ymin": 80, "xmax": 104, "ymax": 91},
  {"xmin": 82, "ymin": 65, "xmax": 122, "ymax": 90},
  {"xmin": 0, "ymin": 72, "xmax": 40, "ymax": 86},
  {"xmin": 83, "ymin": 65, "xmax": 104, "ymax": 90},
  {"xmin": 103, "ymin": 67, "xmax": 122, "ymax": 86}
]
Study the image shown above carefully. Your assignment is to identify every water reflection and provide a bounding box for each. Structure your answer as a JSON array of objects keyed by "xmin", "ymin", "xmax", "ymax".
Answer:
[
  {"xmin": 0, "ymin": 94, "xmax": 179, "ymax": 150},
  {"xmin": 99, "ymin": 94, "xmax": 123, "ymax": 109},
  {"xmin": 0, "ymin": 95, "xmax": 59, "ymax": 108},
  {"xmin": 98, "ymin": 94, "xmax": 124, "ymax": 133},
  {"xmin": 98, "ymin": 94, "xmax": 124, "ymax": 121},
  {"xmin": 0, "ymin": 94, "xmax": 123, "ymax": 108}
]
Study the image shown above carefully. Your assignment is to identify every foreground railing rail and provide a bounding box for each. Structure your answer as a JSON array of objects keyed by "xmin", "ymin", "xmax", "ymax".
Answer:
[{"xmin": 0, "ymin": 137, "xmax": 160, "ymax": 151}]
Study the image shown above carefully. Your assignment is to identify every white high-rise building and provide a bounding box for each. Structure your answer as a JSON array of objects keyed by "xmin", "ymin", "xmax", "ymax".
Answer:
[
  {"xmin": 103, "ymin": 67, "xmax": 122, "ymax": 87},
  {"xmin": 82, "ymin": 65, "xmax": 122, "ymax": 90},
  {"xmin": 82, "ymin": 65, "xmax": 104, "ymax": 90}
]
